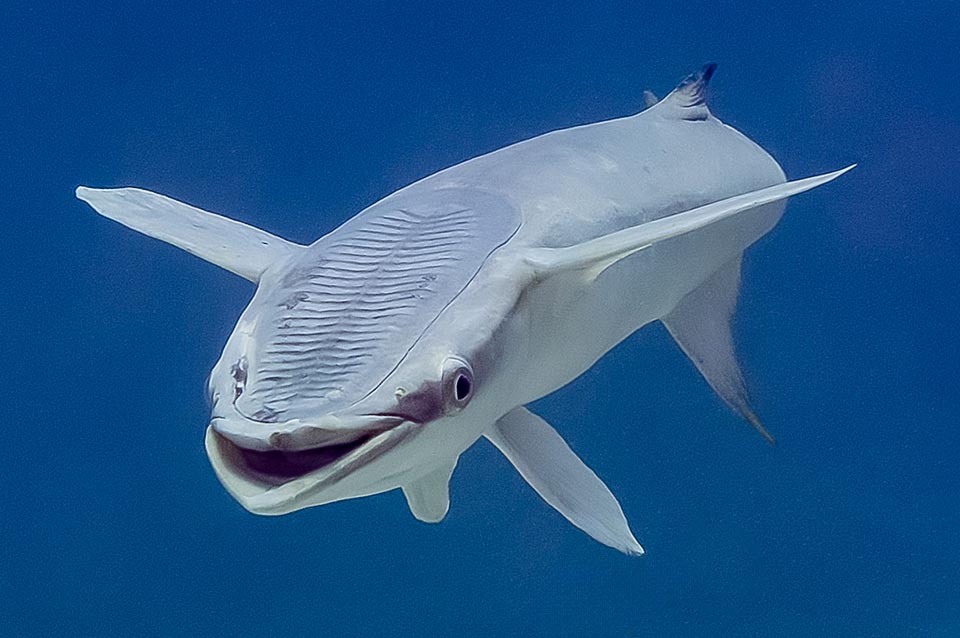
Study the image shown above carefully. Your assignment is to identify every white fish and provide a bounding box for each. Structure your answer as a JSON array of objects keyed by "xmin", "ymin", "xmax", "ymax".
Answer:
[{"xmin": 77, "ymin": 65, "xmax": 853, "ymax": 555}]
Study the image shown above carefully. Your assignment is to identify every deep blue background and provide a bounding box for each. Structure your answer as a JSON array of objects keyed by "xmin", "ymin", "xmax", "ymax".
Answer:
[{"xmin": 2, "ymin": 2, "xmax": 957, "ymax": 636}]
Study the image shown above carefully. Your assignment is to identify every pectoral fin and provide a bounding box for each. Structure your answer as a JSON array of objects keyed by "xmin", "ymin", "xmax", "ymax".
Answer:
[
  {"xmin": 76, "ymin": 186, "xmax": 304, "ymax": 282},
  {"xmin": 485, "ymin": 407, "xmax": 643, "ymax": 556},
  {"xmin": 524, "ymin": 165, "xmax": 855, "ymax": 281},
  {"xmin": 402, "ymin": 459, "xmax": 457, "ymax": 523},
  {"xmin": 663, "ymin": 256, "xmax": 775, "ymax": 443}
]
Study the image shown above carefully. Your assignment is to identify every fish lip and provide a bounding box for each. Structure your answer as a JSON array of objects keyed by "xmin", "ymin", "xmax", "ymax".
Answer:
[
  {"xmin": 209, "ymin": 409, "xmax": 403, "ymax": 452},
  {"xmin": 206, "ymin": 419, "xmax": 419, "ymax": 515}
]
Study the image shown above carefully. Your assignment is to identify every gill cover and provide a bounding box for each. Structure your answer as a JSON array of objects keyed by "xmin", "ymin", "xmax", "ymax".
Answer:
[{"xmin": 236, "ymin": 188, "xmax": 520, "ymax": 422}]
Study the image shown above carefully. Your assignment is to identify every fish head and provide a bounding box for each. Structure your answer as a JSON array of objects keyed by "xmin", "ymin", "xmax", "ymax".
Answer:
[
  {"xmin": 203, "ymin": 188, "xmax": 524, "ymax": 514},
  {"xmin": 203, "ymin": 278, "xmax": 515, "ymax": 515}
]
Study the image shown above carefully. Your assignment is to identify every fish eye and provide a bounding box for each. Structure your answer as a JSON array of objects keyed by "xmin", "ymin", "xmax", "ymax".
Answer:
[
  {"xmin": 455, "ymin": 373, "xmax": 471, "ymax": 402},
  {"xmin": 442, "ymin": 357, "xmax": 474, "ymax": 413}
]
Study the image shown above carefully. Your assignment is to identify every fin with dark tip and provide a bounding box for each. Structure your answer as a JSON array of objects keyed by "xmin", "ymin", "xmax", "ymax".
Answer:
[
  {"xmin": 662, "ymin": 256, "xmax": 775, "ymax": 444},
  {"xmin": 656, "ymin": 62, "xmax": 717, "ymax": 121}
]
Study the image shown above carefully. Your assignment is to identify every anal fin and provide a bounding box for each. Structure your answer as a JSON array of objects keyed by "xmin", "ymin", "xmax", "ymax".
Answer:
[
  {"xmin": 662, "ymin": 256, "xmax": 775, "ymax": 443},
  {"xmin": 402, "ymin": 459, "xmax": 457, "ymax": 523}
]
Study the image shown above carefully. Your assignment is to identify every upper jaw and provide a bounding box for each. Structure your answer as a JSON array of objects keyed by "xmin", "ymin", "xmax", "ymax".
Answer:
[{"xmin": 210, "ymin": 398, "xmax": 404, "ymax": 452}]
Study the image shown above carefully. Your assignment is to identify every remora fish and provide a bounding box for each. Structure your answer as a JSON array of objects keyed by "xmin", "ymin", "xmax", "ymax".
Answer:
[{"xmin": 78, "ymin": 65, "xmax": 852, "ymax": 554}]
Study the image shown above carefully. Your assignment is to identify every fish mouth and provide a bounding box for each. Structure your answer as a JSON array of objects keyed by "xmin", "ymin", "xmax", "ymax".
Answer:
[
  {"xmin": 215, "ymin": 432, "xmax": 378, "ymax": 485},
  {"xmin": 206, "ymin": 418, "xmax": 418, "ymax": 515}
]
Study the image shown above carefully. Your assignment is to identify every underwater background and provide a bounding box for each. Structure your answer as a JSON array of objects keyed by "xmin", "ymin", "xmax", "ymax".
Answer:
[{"xmin": 2, "ymin": 2, "xmax": 957, "ymax": 636}]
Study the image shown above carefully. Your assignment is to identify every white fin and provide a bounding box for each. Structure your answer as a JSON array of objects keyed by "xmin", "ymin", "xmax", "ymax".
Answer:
[
  {"xmin": 485, "ymin": 407, "xmax": 643, "ymax": 556},
  {"xmin": 402, "ymin": 459, "xmax": 457, "ymax": 523},
  {"xmin": 663, "ymin": 257, "xmax": 775, "ymax": 443},
  {"xmin": 642, "ymin": 89, "xmax": 659, "ymax": 108},
  {"xmin": 76, "ymin": 186, "xmax": 304, "ymax": 282},
  {"xmin": 525, "ymin": 165, "xmax": 856, "ymax": 281}
]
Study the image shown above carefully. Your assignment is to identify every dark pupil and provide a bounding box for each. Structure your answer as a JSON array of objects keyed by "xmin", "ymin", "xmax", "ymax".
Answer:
[{"xmin": 455, "ymin": 374, "xmax": 471, "ymax": 401}]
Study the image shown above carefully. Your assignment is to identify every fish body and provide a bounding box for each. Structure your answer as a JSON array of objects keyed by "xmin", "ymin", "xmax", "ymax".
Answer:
[{"xmin": 78, "ymin": 65, "xmax": 852, "ymax": 553}]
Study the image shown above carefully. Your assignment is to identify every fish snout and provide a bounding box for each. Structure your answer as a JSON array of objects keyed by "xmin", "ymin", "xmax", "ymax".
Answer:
[{"xmin": 205, "ymin": 414, "xmax": 421, "ymax": 512}]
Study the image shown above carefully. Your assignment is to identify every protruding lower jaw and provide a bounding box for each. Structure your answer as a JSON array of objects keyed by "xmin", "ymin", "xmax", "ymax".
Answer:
[{"xmin": 205, "ymin": 420, "xmax": 419, "ymax": 515}]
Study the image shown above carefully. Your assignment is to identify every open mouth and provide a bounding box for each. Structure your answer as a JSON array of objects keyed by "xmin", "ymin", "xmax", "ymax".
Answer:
[
  {"xmin": 215, "ymin": 432, "xmax": 377, "ymax": 486},
  {"xmin": 205, "ymin": 418, "xmax": 419, "ymax": 515}
]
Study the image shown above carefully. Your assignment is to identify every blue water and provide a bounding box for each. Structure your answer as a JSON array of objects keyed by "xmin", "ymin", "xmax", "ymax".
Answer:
[{"xmin": 2, "ymin": 2, "xmax": 957, "ymax": 636}]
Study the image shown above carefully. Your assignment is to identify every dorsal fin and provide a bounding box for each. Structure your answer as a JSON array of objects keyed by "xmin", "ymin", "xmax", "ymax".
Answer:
[{"xmin": 657, "ymin": 63, "xmax": 717, "ymax": 122}]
